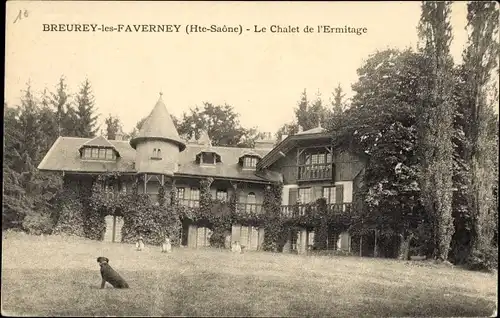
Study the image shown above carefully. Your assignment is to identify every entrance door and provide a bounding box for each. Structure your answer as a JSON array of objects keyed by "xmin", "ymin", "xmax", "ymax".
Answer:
[{"xmin": 103, "ymin": 215, "xmax": 124, "ymax": 243}]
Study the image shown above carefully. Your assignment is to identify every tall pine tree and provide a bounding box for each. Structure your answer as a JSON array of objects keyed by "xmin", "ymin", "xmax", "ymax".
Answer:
[
  {"xmin": 417, "ymin": 1, "xmax": 456, "ymax": 261},
  {"xmin": 74, "ymin": 78, "xmax": 99, "ymax": 138},
  {"xmin": 294, "ymin": 89, "xmax": 310, "ymax": 130},
  {"xmin": 332, "ymin": 83, "xmax": 346, "ymax": 116},
  {"xmin": 50, "ymin": 75, "xmax": 72, "ymax": 136}
]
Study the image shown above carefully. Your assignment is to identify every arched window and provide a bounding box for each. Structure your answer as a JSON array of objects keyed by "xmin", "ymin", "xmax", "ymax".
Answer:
[
  {"xmin": 246, "ymin": 192, "xmax": 256, "ymax": 213},
  {"xmin": 157, "ymin": 149, "xmax": 162, "ymax": 158},
  {"xmin": 153, "ymin": 148, "xmax": 157, "ymax": 157}
]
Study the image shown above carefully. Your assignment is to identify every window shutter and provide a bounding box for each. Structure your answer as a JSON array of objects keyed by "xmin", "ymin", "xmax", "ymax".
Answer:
[
  {"xmin": 335, "ymin": 184, "xmax": 344, "ymax": 204},
  {"xmin": 331, "ymin": 163, "xmax": 336, "ymax": 183},
  {"xmin": 288, "ymin": 188, "xmax": 298, "ymax": 205}
]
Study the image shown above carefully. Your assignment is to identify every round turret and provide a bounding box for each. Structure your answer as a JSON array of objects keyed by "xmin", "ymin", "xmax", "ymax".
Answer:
[{"xmin": 130, "ymin": 93, "xmax": 186, "ymax": 176}]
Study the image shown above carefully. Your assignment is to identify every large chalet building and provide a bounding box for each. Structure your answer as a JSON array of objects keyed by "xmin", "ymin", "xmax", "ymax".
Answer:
[{"xmin": 38, "ymin": 94, "xmax": 366, "ymax": 254}]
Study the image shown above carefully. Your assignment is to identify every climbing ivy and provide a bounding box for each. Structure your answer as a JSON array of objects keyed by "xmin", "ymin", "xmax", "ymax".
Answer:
[
  {"xmin": 262, "ymin": 183, "xmax": 287, "ymax": 252},
  {"xmin": 52, "ymin": 188, "xmax": 86, "ymax": 237}
]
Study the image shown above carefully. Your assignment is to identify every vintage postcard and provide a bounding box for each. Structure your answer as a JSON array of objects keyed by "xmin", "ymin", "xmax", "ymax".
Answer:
[{"xmin": 3, "ymin": 1, "xmax": 498, "ymax": 317}]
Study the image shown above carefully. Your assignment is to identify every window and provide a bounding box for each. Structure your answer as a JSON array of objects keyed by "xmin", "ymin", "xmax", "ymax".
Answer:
[
  {"xmin": 311, "ymin": 153, "xmax": 326, "ymax": 165},
  {"xmin": 105, "ymin": 149, "xmax": 114, "ymax": 160},
  {"xmin": 177, "ymin": 187, "xmax": 185, "ymax": 199},
  {"xmin": 323, "ymin": 186, "xmax": 336, "ymax": 204},
  {"xmin": 82, "ymin": 147, "xmax": 116, "ymax": 160},
  {"xmin": 151, "ymin": 148, "xmax": 162, "ymax": 159},
  {"xmin": 202, "ymin": 152, "xmax": 215, "ymax": 164},
  {"xmin": 303, "ymin": 152, "xmax": 330, "ymax": 165},
  {"xmin": 84, "ymin": 148, "xmax": 92, "ymax": 158},
  {"xmin": 243, "ymin": 157, "xmax": 258, "ymax": 168},
  {"xmin": 190, "ymin": 188, "xmax": 200, "ymax": 201},
  {"xmin": 246, "ymin": 192, "xmax": 256, "ymax": 213},
  {"xmin": 326, "ymin": 153, "xmax": 332, "ymax": 163},
  {"xmin": 298, "ymin": 188, "xmax": 312, "ymax": 203},
  {"xmin": 216, "ymin": 189, "xmax": 228, "ymax": 201}
]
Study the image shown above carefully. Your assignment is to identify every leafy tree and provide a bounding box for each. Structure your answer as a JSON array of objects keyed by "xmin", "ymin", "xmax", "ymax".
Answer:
[
  {"xmin": 417, "ymin": 1, "xmax": 456, "ymax": 262},
  {"xmin": 176, "ymin": 102, "xmax": 260, "ymax": 147},
  {"xmin": 334, "ymin": 48, "xmax": 433, "ymax": 258},
  {"xmin": 74, "ymin": 78, "xmax": 99, "ymax": 138},
  {"xmin": 274, "ymin": 122, "xmax": 298, "ymax": 146},
  {"xmin": 457, "ymin": 2, "xmax": 499, "ymax": 270},
  {"xmin": 128, "ymin": 115, "xmax": 148, "ymax": 140},
  {"xmin": 104, "ymin": 114, "xmax": 123, "ymax": 140}
]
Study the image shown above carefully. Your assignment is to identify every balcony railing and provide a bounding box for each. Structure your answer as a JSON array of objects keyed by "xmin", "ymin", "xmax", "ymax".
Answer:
[
  {"xmin": 281, "ymin": 203, "xmax": 352, "ymax": 218},
  {"xmin": 297, "ymin": 163, "xmax": 333, "ymax": 181},
  {"xmin": 236, "ymin": 203, "xmax": 264, "ymax": 215},
  {"xmin": 178, "ymin": 198, "xmax": 200, "ymax": 208}
]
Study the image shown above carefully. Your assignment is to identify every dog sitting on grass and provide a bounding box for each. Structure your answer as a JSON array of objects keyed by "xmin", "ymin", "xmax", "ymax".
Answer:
[{"xmin": 96, "ymin": 257, "xmax": 129, "ymax": 289}]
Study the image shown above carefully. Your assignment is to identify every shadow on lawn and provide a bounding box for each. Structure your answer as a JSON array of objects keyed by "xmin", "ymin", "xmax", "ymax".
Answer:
[{"xmin": 1, "ymin": 268, "xmax": 496, "ymax": 317}]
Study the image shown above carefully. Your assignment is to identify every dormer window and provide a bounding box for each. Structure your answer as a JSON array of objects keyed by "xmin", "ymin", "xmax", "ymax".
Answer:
[
  {"xmin": 152, "ymin": 148, "xmax": 162, "ymax": 160},
  {"xmin": 244, "ymin": 157, "xmax": 258, "ymax": 168},
  {"xmin": 79, "ymin": 136, "xmax": 120, "ymax": 161},
  {"xmin": 81, "ymin": 147, "xmax": 117, "ymax": 160},
  {"xmin": 202, "ymin": 152, "xmax": 216, "ymax": 164},
  {"xmin": 196, "ymin": 148, "xmax": 221, "ymax": 166},
  {"xmin": 239, "ymin": 152, "xmax": 262, "ymax": 170}
]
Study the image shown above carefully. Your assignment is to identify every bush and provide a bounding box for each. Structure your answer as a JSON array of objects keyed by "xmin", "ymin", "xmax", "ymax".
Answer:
[
  {"xmin": 467, "ymin": 244, "xmax": 498, "ymax": 272},
  {"xmin": 52, "ymin": 199, "xmax": 86, "ymax": 237},
  {"xmin": 22, "ymin": 212, "xmax": 54, "ymax": 235}
]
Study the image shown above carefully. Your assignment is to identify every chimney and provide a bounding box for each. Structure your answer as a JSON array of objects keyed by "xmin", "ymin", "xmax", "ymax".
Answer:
[{"xmin": 298, "ymin": 125, "xmax": 303, "ymax": 133}]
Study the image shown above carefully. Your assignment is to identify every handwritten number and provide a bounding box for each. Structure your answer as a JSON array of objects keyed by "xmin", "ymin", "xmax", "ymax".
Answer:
[{"xmin": 14, "ymin": 9, "xmax": 28, "ymax": 24}]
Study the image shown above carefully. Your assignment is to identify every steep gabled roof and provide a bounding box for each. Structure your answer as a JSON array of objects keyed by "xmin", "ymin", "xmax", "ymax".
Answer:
[
  {"xmin": 129, "ymin": 94, "xmax": 186, "ymax": 151},
  {"xmin": 38, "ymin": 137, "xmax": 136, "ymax": 173},
  {"xmin": 257, "ymin": 131, "xmax": 332, "ymax": 169},
  {"xmin": 81, "ymin": 135, "xmax": 115, "ymax": 148},
  {"xmin": 37, "ymin": 137, "xmax": 274, "ymax": 182}
]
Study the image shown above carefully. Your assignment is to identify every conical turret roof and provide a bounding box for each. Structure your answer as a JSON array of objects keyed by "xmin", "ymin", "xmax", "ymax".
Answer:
[{"xmin": 130, "ymin": 93, "xmax": 186, "ymax": 151}]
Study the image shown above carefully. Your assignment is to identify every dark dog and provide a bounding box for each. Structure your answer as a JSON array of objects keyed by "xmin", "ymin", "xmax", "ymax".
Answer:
[{"xmin": 96, "ymin": 257, "xmax": 129, "ymax": 289}]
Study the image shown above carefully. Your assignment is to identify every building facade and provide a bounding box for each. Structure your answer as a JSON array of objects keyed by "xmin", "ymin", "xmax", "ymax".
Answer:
[{"xmin": 38, "ymin": 94, "xmax": 366, "ymax": 254}]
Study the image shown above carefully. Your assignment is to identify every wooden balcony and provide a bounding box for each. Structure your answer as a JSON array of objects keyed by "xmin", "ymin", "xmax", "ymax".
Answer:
[
  {"xmin": 297, "ymin": 163, "xmax": 333, "ymax": 181},
  {"xmin": 281, "ymin": 203, "xmax": 352, "ymax": 218}
]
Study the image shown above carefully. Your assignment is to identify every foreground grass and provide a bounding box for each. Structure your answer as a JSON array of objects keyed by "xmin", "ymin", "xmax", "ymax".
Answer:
[{"xmin": 2, "ymin": 232, "xmax": 497, "ymax": 317}]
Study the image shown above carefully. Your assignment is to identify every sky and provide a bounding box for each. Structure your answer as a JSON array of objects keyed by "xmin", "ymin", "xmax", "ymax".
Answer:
[{"xmin": 5, "ymin": 1, "xmax": 482, "ymax": 136}]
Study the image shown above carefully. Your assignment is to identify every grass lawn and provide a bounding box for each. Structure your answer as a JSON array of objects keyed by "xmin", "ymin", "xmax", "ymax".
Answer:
[{"xmin": 1, "ymin": 232, "xmax": 497, "ymax": 317}]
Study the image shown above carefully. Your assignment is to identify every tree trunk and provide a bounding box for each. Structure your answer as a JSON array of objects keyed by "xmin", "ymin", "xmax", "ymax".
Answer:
[
  {"xmin": 373, "ymin": 229, "xmax": 379, "ymax": 258},
  {"xmin": 398, "ymin": 233, "xmax": 413, "ymax": 260}
]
